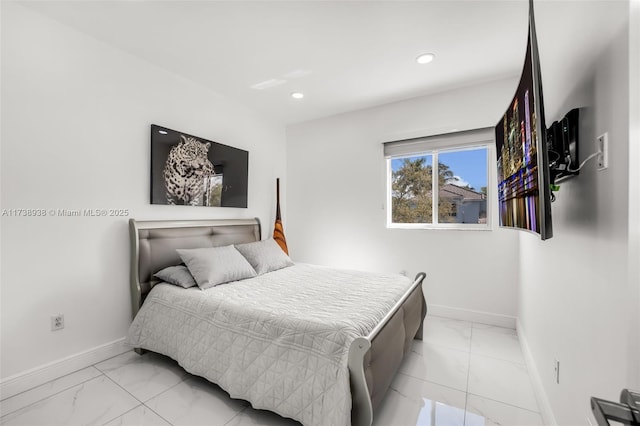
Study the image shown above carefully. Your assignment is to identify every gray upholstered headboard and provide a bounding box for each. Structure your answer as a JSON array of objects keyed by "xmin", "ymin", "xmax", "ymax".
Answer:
[{"xmin": 128, "ymin": 218, "xmax": 261, "ymax": 318}]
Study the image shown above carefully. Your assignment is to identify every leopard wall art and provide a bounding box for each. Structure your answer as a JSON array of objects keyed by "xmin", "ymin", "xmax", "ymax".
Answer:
[{"xmin": 163, "ymin": 135, "xmax": 215, "ymax": 206}]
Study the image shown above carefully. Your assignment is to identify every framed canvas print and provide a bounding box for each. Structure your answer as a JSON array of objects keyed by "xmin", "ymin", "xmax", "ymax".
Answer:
[{"xmin": 150, "ymin": 125, "xmax": 249, "ymax": 208}]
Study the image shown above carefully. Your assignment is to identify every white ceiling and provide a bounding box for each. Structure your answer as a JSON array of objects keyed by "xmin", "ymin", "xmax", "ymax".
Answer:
[{"xmin": 20, "ymin": 0, "xmax": 629, "ymax": 126}]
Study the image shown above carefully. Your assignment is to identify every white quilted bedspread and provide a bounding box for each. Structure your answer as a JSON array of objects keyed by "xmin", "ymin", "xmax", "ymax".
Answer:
[{"xmin": 126, "ymin": 264, "xmax": 412, "ymax": 426}]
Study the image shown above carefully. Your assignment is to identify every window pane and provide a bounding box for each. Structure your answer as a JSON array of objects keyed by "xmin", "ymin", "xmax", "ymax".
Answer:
[
  {"xmin": 391, "ymin": 155, "xmax": 433, "ymax": 224},
  {"xmin": 438, "ymin": 148, "xmax": 487, "ymax": 224}
]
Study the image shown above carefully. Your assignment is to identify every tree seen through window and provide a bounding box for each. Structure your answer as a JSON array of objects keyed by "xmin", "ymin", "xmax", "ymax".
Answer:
[{"xmin": 390, "ymin": 147, "xmax": 488, "ymax": 225}]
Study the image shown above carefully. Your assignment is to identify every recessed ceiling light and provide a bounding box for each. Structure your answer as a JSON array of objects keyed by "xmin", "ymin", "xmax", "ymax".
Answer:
[
  {"xmin": 158, "ymin": 130, "xmax": 168, "ymax": 135},
  {"xmin": 416, "ymin": 53, "xmax": 435, "ymax": 64},
  {"xmin": 291, "ymin": 92, "xmax": 304, "ymax": 99}
]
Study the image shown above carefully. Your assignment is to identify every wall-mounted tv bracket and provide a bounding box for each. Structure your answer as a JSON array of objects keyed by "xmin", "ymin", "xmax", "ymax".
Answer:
[{"xmin": 591, "ymin": 389, "xmax": 640, "ymax": 425}]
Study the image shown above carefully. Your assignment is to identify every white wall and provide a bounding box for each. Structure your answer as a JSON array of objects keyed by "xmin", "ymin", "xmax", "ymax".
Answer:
[
  {"xmin": 518, "ymin": 2, "xmax": 637, "ymax": 424},
  {"xmin": 0, "ymin": 3, "xmax": 286, "ymax": 380},
  {"xmin": 286, "ymin": 79, "xmax": 521, "ymax": 323}
]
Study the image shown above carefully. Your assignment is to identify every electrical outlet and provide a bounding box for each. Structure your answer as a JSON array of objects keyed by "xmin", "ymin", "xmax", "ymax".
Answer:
[
  {"xmin": 51, "ymin": 314, "xmax": 64, "ymax": 331},
  {"xmin": 554, "ymin": 359, "xmax": 560, "ymax": 384},
  {"xmin": 597, "ymin": 133, "xmax": 609, "ymax": 170}
]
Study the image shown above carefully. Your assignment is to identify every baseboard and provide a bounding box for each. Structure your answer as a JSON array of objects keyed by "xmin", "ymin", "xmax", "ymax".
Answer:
[
  {"xmin": 0, "ymin": 337, "xmax": 129, "ymax": 400},
  {"xmin": 427, "ymin": 304, "xmax": 517, "ymax": 329},
  {"xmin": 517, "ymin": 319, "xmax": 557, "ymax": 426}
]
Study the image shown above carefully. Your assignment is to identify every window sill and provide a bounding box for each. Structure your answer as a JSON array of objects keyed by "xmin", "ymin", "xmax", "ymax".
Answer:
[{"xmin": 387, "ymin": 223, "xmax": 492, "ymax": 231}]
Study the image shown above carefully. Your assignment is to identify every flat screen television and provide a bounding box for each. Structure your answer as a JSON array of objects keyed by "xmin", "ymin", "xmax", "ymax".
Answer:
[{"xmin": 495, "ymin": 0, "xmax": 553, "ymax": 240}]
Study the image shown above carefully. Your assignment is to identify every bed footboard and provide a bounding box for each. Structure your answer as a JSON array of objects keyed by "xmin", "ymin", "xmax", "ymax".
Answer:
[{"xmin": 348, "ymin": 272, "xmax": 427, "ymax": 426}]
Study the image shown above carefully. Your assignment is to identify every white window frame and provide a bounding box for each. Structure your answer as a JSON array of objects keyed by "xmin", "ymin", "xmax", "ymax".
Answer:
[{"xmin": 384, "ymin": 128, "xmax": 494, "ymax": 230}]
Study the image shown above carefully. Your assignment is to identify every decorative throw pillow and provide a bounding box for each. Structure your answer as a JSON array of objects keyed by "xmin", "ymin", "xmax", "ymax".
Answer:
[
  {"xmin": 153, "ymin": 265, "xmax": 197, "ymax": 289},
  {"xmin": 235, "ymin": 238, "xmax": 294, "ymax": 275},
  {"xmin": 177, "ymin": 245, "xmax": 257, "ymax": 290}
]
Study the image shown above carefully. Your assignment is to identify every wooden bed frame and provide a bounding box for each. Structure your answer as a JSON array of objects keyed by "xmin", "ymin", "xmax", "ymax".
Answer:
[{"xmin": 129, "ymin": 218, "xmax": 427, "ymax": 426}]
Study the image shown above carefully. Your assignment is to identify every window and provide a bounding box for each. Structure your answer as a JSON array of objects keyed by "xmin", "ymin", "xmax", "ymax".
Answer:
[{"xmin": 384, "ymin": 129, "xmax": 492, "ymax": 229}]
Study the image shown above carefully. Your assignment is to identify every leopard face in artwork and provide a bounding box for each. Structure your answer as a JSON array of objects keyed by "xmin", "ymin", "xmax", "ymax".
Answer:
[{"xmin": 163, "ymin": 135, "xmax": 214, "ymax": 206}]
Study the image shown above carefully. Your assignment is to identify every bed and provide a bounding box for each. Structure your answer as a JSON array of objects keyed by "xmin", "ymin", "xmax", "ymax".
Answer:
[{"xmin": 126, "ymin": 218, "xmax": 426, "ymax": 426}]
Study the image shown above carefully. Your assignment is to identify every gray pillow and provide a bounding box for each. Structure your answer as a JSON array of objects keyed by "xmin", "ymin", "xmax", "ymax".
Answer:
[
  {"xmin": 153, "ymin": 265, "xmax": 197, "ymax": 289},
  {"xmin": 177, "ymin": 245, "xmax": 257, "ymax": 290},
  {"xmin": 235, "ymin": 238, "xmax": 294, "ymax": 275}
]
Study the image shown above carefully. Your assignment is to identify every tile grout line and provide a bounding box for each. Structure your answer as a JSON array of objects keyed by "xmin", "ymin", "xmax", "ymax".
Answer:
[
  {"xmin": 465, "ymin": 390, "xmax": 544, "ymax": 415},
  {"xmin": 141, "ymin": 402, "xmax": 175, "ymax": 426},
  {"xmin": 142, "ymin": 374, "xmax": 197, "ymax": 426},
  {"xmin": 469, "ymin": 325, "xmax": 527, "ymax": 367},
  {"xmin": 467, "ymin": 323, "xmax": 543, "ymax": 418},
  {"xmin": 100, "ymin": 404, "xmax": 142, "ymax": 426},
  {"xmin": 410, "ymin": 341, "xmax": 470, "ymax": 355},
  {"xmin": 467, "ymin": 351, "xmax": 527, "ymax": 368},
  {"xmin": 395, "ymin": 371, "xmax": 468, "ymax": 394},
  {"xmin": 98, "ymin": 363, "xmax": 180, "ymax": 426},
  {"xmin": 0, "ymin": 365, "xmax": 102, "ymax": 403},
  {"xmin": 223, "ymin": 405, "xmax": 250, "ymax": 426},
  {"xmin": 98, "ymin": 372, "xmax": 150, "ymax": 425},
  {"xmin": 463, "ymin": 325, "xmax": 473, "ymax": 425},
  {"xmin": 0, "ymin": 372, "xmax": 107, "ymax": 420},
  {"xmin": 99, "ymin": 369, "xmax": 144, "ymax": 404}
]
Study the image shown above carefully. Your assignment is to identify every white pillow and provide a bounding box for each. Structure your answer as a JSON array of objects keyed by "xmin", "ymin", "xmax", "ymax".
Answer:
[
  {"xmin": 177, "ymin": 245, "xmax": 257, "ymax": 290},
  {"xmin": 153, "ymin": 265, "xmax": 197, "ymax": 288},
  {"xmin": 235, "ymin": 238, "xmax": 294, "ymax": 275}
]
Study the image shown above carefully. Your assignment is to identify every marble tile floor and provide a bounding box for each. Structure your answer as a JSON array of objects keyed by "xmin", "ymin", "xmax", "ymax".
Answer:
[{"xmin": 0, "ymin": 316, "xmax": 544, "ymax": 426}]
